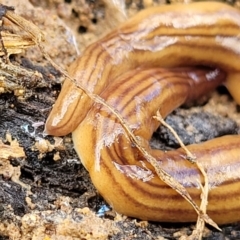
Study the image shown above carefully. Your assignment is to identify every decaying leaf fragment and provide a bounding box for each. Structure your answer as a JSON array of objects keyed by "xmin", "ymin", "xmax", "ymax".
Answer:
[
  {"xmin": 0, "ymin": 132, "xmax": 25, "ymax": 159},
  {"xmin": 0, "ymin": 133, "xmax": 27, "ymax": 189},
  {"xmin": 0, "ymin": 3, "xmax": 44, "ymax": 56},
  {"xmin": 0, "ymin": 3, "xmax": 48, "ymax": 96},
  {"xmin": 0, "ymin": 140, "xmax": 25, "ymax": 159}
]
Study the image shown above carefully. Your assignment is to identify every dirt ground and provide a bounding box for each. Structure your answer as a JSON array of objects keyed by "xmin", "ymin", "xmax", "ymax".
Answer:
[{"xmin": 0, "ymin": 0, "xmax": 240, "ymax": 239}]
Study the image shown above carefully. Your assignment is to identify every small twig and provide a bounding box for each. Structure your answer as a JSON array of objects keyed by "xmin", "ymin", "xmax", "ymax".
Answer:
[
  {"xmin": 190, "ymin": 162, "xmax": 210, "ymax": 240},
  {"xmin": 153, "ymin": 111, "xmax": 196, "ymax": 162},
  {"xmin": 153, "ymin": 110, "xmax": 218, "ymax": 236}
]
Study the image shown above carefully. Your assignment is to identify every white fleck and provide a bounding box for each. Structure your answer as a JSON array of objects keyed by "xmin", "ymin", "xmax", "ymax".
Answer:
[
  {"xmin": 91, "ymin": 110, "xmax": 140, "ymax": 171},
  {"xmin": 215, "ymin": 36, "xmax": 240, "ymax": 55},
  {"xmin": 52, "ymin": 89, "xmax": 80, "ymax": 127},
  {"xmin": 113, "ymin": 161, "xmax": 154, "ymax": 182},
  {"xmin": 131, "ymin": 36, "xmax": 178, "ymax": 52},
  {"xmin": 206, "ymin": 69, "xmax": 220, "ymax": 81}
]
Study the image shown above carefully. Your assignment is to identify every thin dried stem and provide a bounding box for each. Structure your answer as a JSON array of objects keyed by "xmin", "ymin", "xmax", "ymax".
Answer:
[
  {"xmin": 154, "ymin": 111, "xmax": 217, "ymax": 236},
  {"xmin": 190, "ymin": 162, "xmax": 210, "ymax": 240},
  {"xmin": 153, "ymin": 111, "xmax": 196, "ymax": 162}
]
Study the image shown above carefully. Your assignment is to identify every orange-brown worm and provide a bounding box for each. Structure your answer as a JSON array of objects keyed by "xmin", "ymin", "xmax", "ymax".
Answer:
[
  {"xmin": 45, "ymin": 1, "xmax": 240, "ymax": 136},
  {"xmin": 45, "ymin": 2, "xmax": 240, "ymax": 224}
]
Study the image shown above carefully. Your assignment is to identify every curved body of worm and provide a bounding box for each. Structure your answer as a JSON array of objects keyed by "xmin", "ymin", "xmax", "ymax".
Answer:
[
  {"xmin": 45, "ymin": 2, "xmax": 240, "ymax": 224},
  {"xmin": 45, "ymin": 1, "xmax": 240, "ymax": 136},
  {"xmin": 73, "ymin": 67, "xmax": 240, "ymax": 224}
]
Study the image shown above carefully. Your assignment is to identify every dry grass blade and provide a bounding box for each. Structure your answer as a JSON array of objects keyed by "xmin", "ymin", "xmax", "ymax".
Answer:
[
  {"xmin": 153, "ymin": 111, "xmax": 196, "ymax": 162},
  {"xmin": 153, "ymin": 111, "xmax": 221, "ymax": 235}
]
